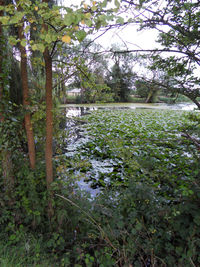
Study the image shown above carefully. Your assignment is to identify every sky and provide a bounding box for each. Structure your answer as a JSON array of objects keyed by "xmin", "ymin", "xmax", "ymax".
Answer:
[{"xmin": 60, "ymin": 0, "xmax": 159, "ymax": 51}]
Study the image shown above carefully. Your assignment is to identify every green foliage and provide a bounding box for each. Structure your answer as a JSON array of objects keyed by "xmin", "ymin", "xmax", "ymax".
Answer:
[
  {"xmin": 132, "ymin": 0, "xmax": 200, "ymax": 106},
  {"xmin": 1, "ymin": 107, "xmax": 200, "ymax": 266},
  {"xmin": 134, "ymin": 79, "xmax": 150, "ymax": 98},
  {"xmin": 62, "ymin": 108, "xmax": 200, "ymax": 265},
  {"xmin": 106, "ymin": 52, "xmax": 136, "ymax": 102},
  {"xmin": 1, "ymin": 0, "xmax": 200, "ymax": 265}
]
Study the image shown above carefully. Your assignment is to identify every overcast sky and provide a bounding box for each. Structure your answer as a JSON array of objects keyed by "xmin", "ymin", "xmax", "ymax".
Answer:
[{"xmin": 60, "ymin": 0, "xmax": 159, "ymax": 51}]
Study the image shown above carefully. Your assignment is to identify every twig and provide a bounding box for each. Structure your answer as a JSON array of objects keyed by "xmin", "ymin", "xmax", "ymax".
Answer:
[
  {"xmin": 181, "ymin": 132, "xmax": 200, "ymax": 151},
  {"xmin": 55, "ymin": 194, "xmax": 117, "ymax": 250}
]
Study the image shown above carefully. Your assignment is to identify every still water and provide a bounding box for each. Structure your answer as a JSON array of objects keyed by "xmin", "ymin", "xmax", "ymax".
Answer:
[
  {"xmin": 65, "ymin": 102, "xmax": 197, "ymax": 117},
  {"xmin": 63, "ymin": 102, "xmax": 198, "ymax": 197}
]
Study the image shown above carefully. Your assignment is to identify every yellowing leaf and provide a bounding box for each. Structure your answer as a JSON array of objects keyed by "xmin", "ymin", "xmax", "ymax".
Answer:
[
  {"xmin": 83, "ymin": 3, "xmax": 88, "ymax": 9},
  {"xmin": 81, "ymin": 20, "xmax": 85, "ymax": 25},
  {"xmin": 62, "ymin": 35, "xmax": 71, "ymax": 44},
  {"xmin": 85, "ymin": 13, "xmax": 91, "ymax": 19},
  {"xmin": 34, "ymin": 6, "xmax": 38, "ymax": 11},
  {"xmin": 29, "ymin": 18, "xmax": 34, "ymax": 24},
  {"xmin": 93, "ymin": 1, "xmax": 96, "ymax": 5},
  {"xmin": 74, "ymin": 26, "xmax": 79, "ymax": 31}
]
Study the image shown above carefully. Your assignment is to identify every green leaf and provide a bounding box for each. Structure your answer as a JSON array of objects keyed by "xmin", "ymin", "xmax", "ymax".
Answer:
[
  {"xmin": 10, "ymin": 11, "xmax": 25, "ymax": 24},
  {"xmin": 102, "ymin": 0, "xmax": 107, "ymax": 8},
  {"xmin": 75, "ymin": 30, "xmax": 87, "ymax": 42},
  {"xmin": 24, "ymin": 25, "xmax": 30, "ymax": 34},
  {"xmin": 114, "ymin": 0, "xmax": 120, "ymax": 8},
  {"xmin": 8, "ymin": 36, "xmax": 18, "ymax": 46},
  {"xmin": 31, "ymin": 44, "xmax": 38, "ymax": 51},
  {"xmin": 116, "ymin": 17, "xmax": 124, "ymax": 24},
  {"xmin": 63, "ymin": 13, "xmax": 75, "ymax": 26},
  {"xmin": 0, "ymin": 16, "xmax": 9, "ymax": 24},
  {"xmin": 31, "ymin": 43, "xmax": 45, "ymax": 52},
  {"xmin": 91, "ymin": 5, "xmax": 97, "ymax": 11},
  {"xmin": 20, "ymin": 38, "xmax": 27, "ymax": 47},
  {"xmin": 9, "ymin": 234, "xmax": 16, "ymax": 241},
  {"xmin": 45, "ymin": 34, "xmax": 52, "ymax": 44},
  {"xmin": 37, "ymin": 43, "xmax": 45, "ymax": 53}
]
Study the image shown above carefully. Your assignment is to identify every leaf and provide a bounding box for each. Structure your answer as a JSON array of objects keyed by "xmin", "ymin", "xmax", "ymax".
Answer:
[
  {"xmin": 85, "ymin": 13, "xmax": 91, "ymax": 19},
  {"xmin": 116, "ymin": 17, "xmax": 124, "ymax": 24},
  {"xmin": 35, "ymin": 6, "xmax": 38, "ymax": 11},
  {"xmin": 62, "ymin": 35, "xmax": 71, "ymax": 44},
  {"xmin": 75, "ymin": 30, "xmax": 87, "ymax": 42},
  {"xmin": 24, "ymin": 25, "xmax": 30, "ymax": 34},
  {"xmin": 91, "ymin": 5, "xmax": 97, "ymax": 11},
  {"xmin": 74, "ymin": 26, "xmax": 79, "ymax": 31},
  {"xmin": 29, "ymin": 19, "xmax": 35, "ymax": 24},
  {"xmin": 8, "ymin": 36, "xmax": 18, "ymax": 46},
  {"xmin": 37, "ymin": 43, "xmax": 45, "ymax": 53},
  {"xmin": 63, "ymin": 13, "xmax": 75, "ymax": 26},
  {"xmin": 9, "ymin": 234, "xmax": 16, "ymax": 241},
  {"xmin": 45, "ymin": 34, "xmax": 52, "ymax": 44},
  {"xmin": 10, "ymin": 11, "xmax": 25, "ymax": 24},
  {"xmin": 101, "ymin": 0, "xmax": 107, "ymax": 8},
  {"xmin": 0, "ymin": 16, "xmax": 9, "ymax": 24},
  {"xmin": 114, "ymin": 0, "xmax": 120, "ymax": 8},
  {"xmin": 20, "ymin": 39, "xmax": 27, "ymax": 47},
  {"xmin": 31, "ymin": 43, "xmax": 45, "ymax": 53}
]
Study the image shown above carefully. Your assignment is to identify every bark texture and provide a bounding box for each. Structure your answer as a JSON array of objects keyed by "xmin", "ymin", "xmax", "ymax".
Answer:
[
  {"xmin": 44, "ymin": 46, "xmax": 54, "ymax": 190},
  {"xmin": 42, "ymin": 0, "xmax": 54, "ymax": 217},
  {"xmin": 18, "ymin": 25, "xmax": 36, "ymax": 170}
]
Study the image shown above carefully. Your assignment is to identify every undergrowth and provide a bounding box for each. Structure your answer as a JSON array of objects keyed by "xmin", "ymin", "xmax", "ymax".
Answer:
[{"xmin": 0, "ymin": 109, "xmax": 200, "ymax": 266}]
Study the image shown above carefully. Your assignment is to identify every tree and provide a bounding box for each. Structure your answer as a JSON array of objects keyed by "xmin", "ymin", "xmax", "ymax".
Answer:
[
  {"xmin": 117, "ymin": 0, "xmax": 200, "ymax": 108},
  {"xmin": 0, "ymin": 0, "xmax": 121, "ymax": 217},
  {"xmin": 106, "ymin": 51, "xmax": 135, "ymax": 102},
  {"xmin": 18, "ymin": 15, "xmax": 36, "ymax": 170}
]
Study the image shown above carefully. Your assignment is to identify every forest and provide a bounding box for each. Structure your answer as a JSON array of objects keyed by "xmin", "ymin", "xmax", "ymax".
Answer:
[{"xmin": 0, "ymin": 0, "xmax": 200, "ymax": 266}]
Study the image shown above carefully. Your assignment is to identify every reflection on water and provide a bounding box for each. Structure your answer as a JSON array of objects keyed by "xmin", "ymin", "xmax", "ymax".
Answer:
[
  {"xmin": 65, "ymin": 102, "xmax": 198, "ymax": 117},
  {"xmin": 66, "ymin": 106, "xmax": 98, "ymax": 117}
]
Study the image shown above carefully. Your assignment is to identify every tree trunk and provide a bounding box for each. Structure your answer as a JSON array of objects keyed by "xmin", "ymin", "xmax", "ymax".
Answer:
[
  {"xmin": 42, "ymin": 0, "xmax": 54, "ymax": 217},
  {"xmin": 44, "ymin": 47, "xmax": 54, "ymax": 190},
  {"xmin": 146, "ymin": 88, "xmax": 159, "ymax": 103},
  {"xmin": 44, "ymin": 46, "xmax": 54, "ymax": 218},
  {"xmin": 18, "ymin": 25, "xmax": 36, "ymax": 170}
]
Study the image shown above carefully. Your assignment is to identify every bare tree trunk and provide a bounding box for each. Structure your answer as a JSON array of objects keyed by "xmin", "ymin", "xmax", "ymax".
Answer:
[
  {"xmin": 43, "ymin": 47, "xmax": 54, "ymax": 218},
  {"xmin": 18, "ymin": 25, "xmax": 36, "ymax": 170},
  {"xmin": 43, "ymin": 48, "xmax": 54, "ymax": 187},
  {"xmin": 42, "ymin": 0, "xmax": 54, "ymax": 218}
]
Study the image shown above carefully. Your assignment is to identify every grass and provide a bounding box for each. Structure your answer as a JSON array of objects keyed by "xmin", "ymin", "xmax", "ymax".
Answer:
[{"xmin": 0, "ymin": 237, "xmax": 56, "ymax": 267}]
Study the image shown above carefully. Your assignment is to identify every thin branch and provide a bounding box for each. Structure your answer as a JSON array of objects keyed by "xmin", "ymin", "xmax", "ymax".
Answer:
[
  {"xmin": 53, "ymin": 71, "xmax": 77, "ymax": 89},
  {"xmin": 181, "ymin": 132, "xmax": 200, "ymax": 151}
]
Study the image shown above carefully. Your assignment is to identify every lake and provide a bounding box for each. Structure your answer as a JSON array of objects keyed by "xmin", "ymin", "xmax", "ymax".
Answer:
[{"xmin": 61, "ymin": 102, "xmax": 198, "ymax": 198}]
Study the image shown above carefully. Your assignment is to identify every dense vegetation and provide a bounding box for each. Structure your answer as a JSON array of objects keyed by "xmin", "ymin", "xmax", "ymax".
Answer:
[
  {"xmin": 1, "ymin": 108, "xmax": 200, "ymax": 266},
  {"xmin": 0, "ymin": 0, "xmax": 200, "ymax": 266}
]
